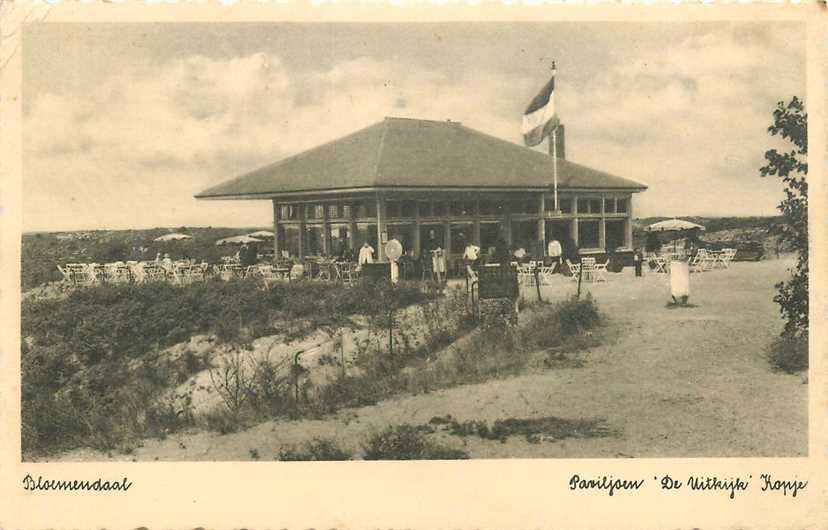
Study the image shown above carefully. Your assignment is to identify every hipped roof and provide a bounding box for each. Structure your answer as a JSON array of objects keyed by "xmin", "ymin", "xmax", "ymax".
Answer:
[{"xmin": 195, "ymin": 117, "xmax": 646, "ymax": 200}]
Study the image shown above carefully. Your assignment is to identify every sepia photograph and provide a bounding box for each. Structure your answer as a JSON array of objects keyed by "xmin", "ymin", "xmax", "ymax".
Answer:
[{"xmin": 18, "ymin": 19, "xmax": 810, "ymax": 466}]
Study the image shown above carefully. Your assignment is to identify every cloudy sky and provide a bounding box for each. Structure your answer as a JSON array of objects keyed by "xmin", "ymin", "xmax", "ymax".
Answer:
[{"xmin": 23, "ymin": 22, "xmax": 805, "ymax": 232}]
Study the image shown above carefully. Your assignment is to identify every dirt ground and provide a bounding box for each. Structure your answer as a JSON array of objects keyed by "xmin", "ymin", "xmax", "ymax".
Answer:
[{"xmin": 55, "ymin": 257, "xmax": 807, "ymax": 461}]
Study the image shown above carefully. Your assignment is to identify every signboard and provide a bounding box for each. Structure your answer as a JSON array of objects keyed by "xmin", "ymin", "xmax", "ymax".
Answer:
[
  {"xmin": 477, "ymin": 263, "xmax": 519, "ymax": 300},
  {"xmin": 384, "ymin": 239, "xmax": 403, "ymax": 262}
]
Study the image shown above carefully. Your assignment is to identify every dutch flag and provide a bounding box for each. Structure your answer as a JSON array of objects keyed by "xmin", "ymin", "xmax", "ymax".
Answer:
[{"xmin": 522, "ymin": 66, "xmax": 560, "ymax": 148}]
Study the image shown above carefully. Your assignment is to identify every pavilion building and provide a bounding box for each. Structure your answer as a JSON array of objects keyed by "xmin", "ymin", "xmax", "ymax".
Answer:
[{"xmin": 195, "ymin": 117, "xmax": 646, "ymax": 266}]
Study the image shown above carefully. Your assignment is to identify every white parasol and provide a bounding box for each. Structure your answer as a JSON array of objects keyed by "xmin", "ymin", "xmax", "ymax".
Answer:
[
  {"xmin": 215, "ymin": 235, "xmax": 264, "ymax": 246},
  {"xmin": 644, "ymin": 219, "xmax": 705, "ymax": 233},
  {"xmin": 154, "ymin": 233, "xmax": 192, "ymax": 242}
]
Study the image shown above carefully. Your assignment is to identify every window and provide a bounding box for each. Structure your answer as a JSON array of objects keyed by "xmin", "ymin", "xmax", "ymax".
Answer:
[
  {"xmin": 578, "ymin": 220, "xmax": 600, "ymax": 248},
  {"xmin": 279, "ymin": 225, "xmax": 300, "ymax": 257},
  {"xmin": 576, "ymin": 198, "xmax": 602, "ymax": 214},
  {"xmin": 604, "ymin": 198, "xmax": 616, "ymax": 214},
  {"xmin": 280, "ymin": 205, "xmax": 300, "ymax": 220},
  {"xmin": 480, "ymin": 222, "xmax": 501, "ymax": 255},
  {"xmin": 388, "ymin": 223, "xmax": 415, "ymax": 253},
  {"xmin": 605, "ymin": 220, "xmax": 626, "ymax": 251},
  {"xmin": 342, "ymin": 205, "xmax": 352, "ymax": 219},
  {"xmin": 509, "ymin": 200, "xmax": 526, "ymax": 215},
  {"xmin": 329, "ymin": 224, "xmax": 351, "ymax": 257},
  {"xmin": 479, "ymin": 200, "xmax": 503, "ymax": 216},
  {"xmin": 525, "ymin": 199, "xmax": 539, "ymax": 214},
  {"xmin": 418, "ymin": 201, "xmax": 433, "ymax": 217},
  {"xmin": 355, "ymin": 201, "xmax": 377, "ymax": 219},
  {"xmin": 450, "ymin": 223, "xmax": 474, "ymax": 250},
  {"xmin": 328, "ymin": 204, "xmax": 340, "ymax": 219},
  {"xmin": 304, "ymin": 225, "xmax": 324, "ymax": 255},
  {"xmin": 558, "ymin": 198, "xmax": 573, "ymax": 214},
  {"xmin": 433, "ymin": 202, "xmax": 448, "ymax": 217},
  {"xmin": 306, "ymin": 204, "xmax": 324, "ymax": 220},
  {"xmin": 386, "ymin": 201, "xmax": 401, "ymax": 219},
  {"xmin": 355, "ymin": 223, "xmax": 378, "ymax": 251},
  {"xmin": 401, "ymin": 201, "xmax": 416, "ymax": 218},
  {"xmin": 616, "ymin": 198, "xmax": 628, "ymax": 213},
  {"xmin": 451, "ymin": 201, "xmax": 464, "ymax": 216}
]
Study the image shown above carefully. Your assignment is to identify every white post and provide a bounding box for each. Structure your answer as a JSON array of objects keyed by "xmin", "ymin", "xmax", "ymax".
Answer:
[{"xmin": 550, "ymin": 126, "xmax": 559, "ymax": 213}]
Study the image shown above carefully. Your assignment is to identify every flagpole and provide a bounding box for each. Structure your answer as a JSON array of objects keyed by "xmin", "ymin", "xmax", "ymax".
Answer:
[
  {"xmin": 551, "ymin": 125, "xmax": 558, "ymax": 212},
  {"xmin": 549, "ymin": 60, "xmax": 558, "ymax": 213}
]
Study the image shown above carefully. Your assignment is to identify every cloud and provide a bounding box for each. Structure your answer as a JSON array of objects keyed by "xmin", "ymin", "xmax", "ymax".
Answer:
[{"xmin": 23, "ymin": 24, "xmax": 804, "ymax": 231}]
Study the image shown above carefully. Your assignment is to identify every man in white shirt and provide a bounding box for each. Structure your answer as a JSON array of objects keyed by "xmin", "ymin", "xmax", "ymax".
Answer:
[
  {"xmin": 463, "ymin": 240, "xmax": 481, "ymax": 279},
  {"xmin": 357, "ymin": 241, "xmax": 374, "ymax": 270},
  {"xmin": 547, "ymin": 238, "xmax": 562, "ymax": 271}
]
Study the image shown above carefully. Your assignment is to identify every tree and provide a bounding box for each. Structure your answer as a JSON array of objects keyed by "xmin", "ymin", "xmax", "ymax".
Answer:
[{"xmin": 760, "ymin": 97, "xmax": 808, "ymax": 337}]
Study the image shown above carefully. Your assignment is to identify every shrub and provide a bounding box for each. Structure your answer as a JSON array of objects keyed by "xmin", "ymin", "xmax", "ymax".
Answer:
[
  {"xmin": 277, "ymin": 437, "xmax": 352, "ymax": 461},
  {"xmin": 768, "ymin": 332, "xmax": 808, "ymax": 374},
  {"xmin": 555, "ymin": 295, "xmax": 600, "ymax": 336},
  {"xmin": 362, "ymin": 424, "xmax": 469, "ymax": 460}
]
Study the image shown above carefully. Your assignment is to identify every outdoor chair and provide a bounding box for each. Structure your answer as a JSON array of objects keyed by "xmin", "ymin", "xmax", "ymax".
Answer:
[
  {"xmin": 59, "ymin": 263, "xmax": 93, "ymax": 286},
  {"xmin": 718, "ymin": 248, "xmax": 737, "ymax": 268},
  {"xmin": 538, "ymin": 264, "xmax": 557, "ymax": 285},
  {"xmin": 593, "ymin": 259, "xmax": 609, "ymax": 282},
  {"xmin": 517, "ymin": 262, "xmax": 536, "ymax": 286},
  {"xmin": 88, "ymin": 264, "xmax": 108, "ymax": 284},
  {"xmin": 140, "ymin": 263, "xmax": 168, "ymax": 283},
  {"xmin": 581, "ymin": 257, "xmax": 596, "ymax": 283},
  {"xmin": 651, "ymin": 255, "xmax": 668, "ymax": 274},
  {"xmin": 566, "ymin": 259, "xmax": 581, "ymax": 282},
  {"xmin": 105, "ymin": 263, "xmax": 132, "ymax": 284},
  {"xmin": 336, "ymin": 261, "xmax": 355, "ymax": 285}
]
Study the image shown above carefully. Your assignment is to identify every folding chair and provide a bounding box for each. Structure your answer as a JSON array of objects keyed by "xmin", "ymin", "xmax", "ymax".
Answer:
[
  {"xmin": 593, "ymin": 259, "xmax": 609, "ymax": 282},
  {"xmin": 566, "ymin": 259, "xmax": 581, "ymax": 282},
  {"xmin": 56, "ymin": 265, "xmax": 74, "ymax": 285},
  {"xmin": 581, "ymin": 257, "xmax": 596, "ymax": 283}
]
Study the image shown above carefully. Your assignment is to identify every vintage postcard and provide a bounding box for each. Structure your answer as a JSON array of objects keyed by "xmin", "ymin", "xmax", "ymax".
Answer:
[{"xmin": 1, "ymin": 2, "xmax": 825, "ymax": 529}]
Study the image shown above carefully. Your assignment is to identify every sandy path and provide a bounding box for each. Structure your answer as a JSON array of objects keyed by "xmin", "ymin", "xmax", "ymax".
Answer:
[{"xmin": 56, "ymin": 258, "xmax": 807, "ymax": 461}]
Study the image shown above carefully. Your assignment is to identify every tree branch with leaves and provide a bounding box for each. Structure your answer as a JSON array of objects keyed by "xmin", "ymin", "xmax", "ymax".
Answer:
[{"xmin": 760, "ymin": 96, "xmax": 808, "ymax": 338}]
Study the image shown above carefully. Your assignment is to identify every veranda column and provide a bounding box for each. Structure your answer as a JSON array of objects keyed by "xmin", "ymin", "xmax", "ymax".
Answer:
[
  {"xmin": 321, "ymin": 203, "xmax": 330, "ymax": 257},
  {"xmin": 376, "ymin": 195, "xmax": 386, "ymax": 262},
  {"xmin": 472, "ymin": 198, "xmax": 481, "ymax": 247},
  {"xmin": 413, "ymin": 203, "xmax": 422, "ymax": 257},
  {"xmin": 626, "ymin": 195, "xmax": 633, "ymax": 249},
  {"xmin": 537, "ymin": 193, "xmax": 546, "ymax": 256},
  {"xmin": 599, "ymin": 195, "xmax": 606, "ymax": 252},
  {"xmin": 570, "ymin": 194, "xmax": 579, "ymax": 248},
  {"xmin": 272, "ymin": 200, "xmax": 281, "ymax": 259}
]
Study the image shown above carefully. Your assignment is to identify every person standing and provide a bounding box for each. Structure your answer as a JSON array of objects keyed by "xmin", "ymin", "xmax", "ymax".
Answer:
[
  {"xmin": 633, "ymin": 247, "xmax": 643, "ymax": 277},
  {"xmin": 547, "ymin": 237, "xmax": 562, "ymax": 272},
  {"xmin": 357, "ymin": 241, "xmax": 374, "ymax": 270},
  {"xmin": 463, "ymin": 238, "xmax": 481, "ymax": 278}
]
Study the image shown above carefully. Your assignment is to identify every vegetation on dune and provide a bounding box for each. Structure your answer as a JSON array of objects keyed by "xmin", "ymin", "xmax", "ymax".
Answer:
[
  {"xmin": 760, "ymin": 97, "xmax": 808, "ymax": 373},
  {"xmin": 20, "ymin": 278, "xmax": 432, "ymax": 456},
  {"xmin": 362, "ymin": 424, "xmax": 469, "ymax": 460}
]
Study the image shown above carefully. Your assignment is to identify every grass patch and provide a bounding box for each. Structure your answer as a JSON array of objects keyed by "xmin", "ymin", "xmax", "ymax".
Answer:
[
  {"xmin": 362, "ymin": 424, "xmax": 469, "ymax": 460},
  {"xmin": 768, "ymin": 332, "xmax": 808, "ymax": 374},
  {"xmin": 428, "ymin": 414, "xmax": 618, "ymax": 443},
  {"xmin": 277, "ymin": 437, "xmax": 353, "ymax": 461}
]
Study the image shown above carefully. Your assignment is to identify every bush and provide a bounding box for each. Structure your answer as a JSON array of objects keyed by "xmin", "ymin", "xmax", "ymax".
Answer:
[
  {"xmin": 555, "ymin": 295, "xmax": 601, "ymax": 336},
  {"xmin": 768, "ymin": 332, "xmax": 808, "ymax": 373},
  {"xmin": 362, "ymin": 424, "xmax": 469, "ymax": 460},
  {"xmin": 277, "ymin": 437, "xmax": 352, "ymax": 461}
]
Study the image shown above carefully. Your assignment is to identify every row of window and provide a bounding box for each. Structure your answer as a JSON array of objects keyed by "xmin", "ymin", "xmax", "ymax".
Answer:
[
  {"xmin": 278, "ymin": 197, "xmax": 627, "ymax": 221},
  {"xmin": 278, "ymin": 218, "xmax": 629, "ymax": 258}
]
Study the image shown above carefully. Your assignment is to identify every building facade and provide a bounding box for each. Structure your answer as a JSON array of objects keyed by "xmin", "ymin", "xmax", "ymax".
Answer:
[{"xmin": 196, "ymin": 117, "xmax": 646, "ymax": 264}]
